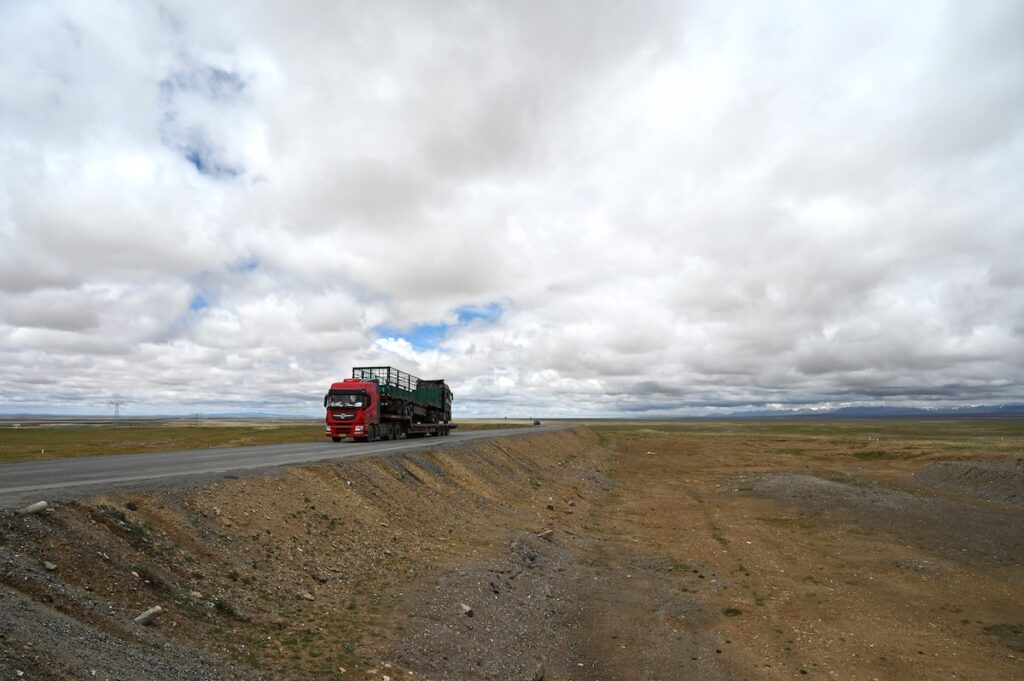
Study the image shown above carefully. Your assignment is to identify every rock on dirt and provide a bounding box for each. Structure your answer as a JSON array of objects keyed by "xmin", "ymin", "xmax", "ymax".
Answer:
[
  {"xmin": 134, "ymin": 605, "xmax": 164, "ymax": 625},
  {"xmin": 17, "ymin": 501, "xmax": 48, "ymax": 516}
]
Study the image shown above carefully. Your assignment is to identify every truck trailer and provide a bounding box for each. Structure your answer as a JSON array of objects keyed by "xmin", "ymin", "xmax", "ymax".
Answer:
[{"xmin": 324, "ymin": 366, "xmax": 454, "ymax": 442}]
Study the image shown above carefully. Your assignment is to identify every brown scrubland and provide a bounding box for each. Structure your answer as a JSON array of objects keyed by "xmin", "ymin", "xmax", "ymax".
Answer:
[{"xmin": 1, "ymin": 421, "xmax": 1021, "ymax": 680}]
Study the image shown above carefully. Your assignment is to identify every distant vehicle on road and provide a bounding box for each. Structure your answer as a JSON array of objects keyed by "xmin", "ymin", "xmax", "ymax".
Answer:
[
  {"xmin": 533, "ymin": 420, "xmax": 542, "ymax": 426},
  {"xmin": 324, "ymin": 366, "xmax": 454, "ymax": 442}
]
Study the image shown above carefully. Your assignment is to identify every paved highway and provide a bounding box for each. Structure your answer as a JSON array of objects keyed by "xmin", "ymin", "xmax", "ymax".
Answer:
[{"xmin": 0, "ymin": 426, "xmax": 566, "ymax": 507}]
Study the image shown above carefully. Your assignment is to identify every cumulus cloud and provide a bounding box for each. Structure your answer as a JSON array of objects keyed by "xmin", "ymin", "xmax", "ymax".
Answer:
[{"xmin": 0, "ymin": 0, "xmax": 1022, "ymax": 416}]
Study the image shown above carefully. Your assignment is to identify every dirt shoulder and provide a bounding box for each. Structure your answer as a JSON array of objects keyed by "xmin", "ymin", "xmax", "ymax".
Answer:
[{"xmin": 1, "ymin": 423, "xmax": 1021, "ymax": 680}]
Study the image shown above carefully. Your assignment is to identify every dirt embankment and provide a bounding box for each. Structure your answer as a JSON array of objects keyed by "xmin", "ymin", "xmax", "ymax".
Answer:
[
  {"xmin": 3, "ymin": 428, "xmax": 731, "ymax": 680},
  {"xmin": 3, "ymin": 425, "xmax": 1022, "ymax": 681}
]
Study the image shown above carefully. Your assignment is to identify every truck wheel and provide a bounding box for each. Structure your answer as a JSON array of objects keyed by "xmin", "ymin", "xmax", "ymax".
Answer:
[{"xmin": 331, "ymin": 436, "xmax": 341, "ymax": 443}]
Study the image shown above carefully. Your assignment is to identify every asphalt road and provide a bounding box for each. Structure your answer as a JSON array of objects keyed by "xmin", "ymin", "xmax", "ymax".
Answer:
[{"xmin": 0, "ymin": 426, "xmax": 566, "ymax": 507}]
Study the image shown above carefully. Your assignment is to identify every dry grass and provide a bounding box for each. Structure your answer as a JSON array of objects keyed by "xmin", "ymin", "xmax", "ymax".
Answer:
[
  {"xmin": 0, "ymin": 419, "xmax": 528, "ymax": 463},
  {"xmin": 0, "ymin": 422, "xmax": 325, "ymax": 463}
]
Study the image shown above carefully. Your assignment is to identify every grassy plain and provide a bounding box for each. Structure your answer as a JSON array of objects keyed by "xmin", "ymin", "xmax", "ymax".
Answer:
[
  {"xmin": 0, "ymin": 421, "xmax": 321, "ymax": 463},
  {"xmin": 0, "ymin": 418, "xmax": 528, "ymax": 463},
  {"xmin": 2, "ymin": 415, "xmax": 1020, "ymax": 465},
  {"xmin": 586, "ymin": 417, "xmax": 1024, "ymax": 456}
]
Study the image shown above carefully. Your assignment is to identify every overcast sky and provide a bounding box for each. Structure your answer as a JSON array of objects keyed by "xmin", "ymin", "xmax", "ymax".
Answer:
[{"xmin": 1, "ymin": 1, "xmax": 1022, "ymax": 417}]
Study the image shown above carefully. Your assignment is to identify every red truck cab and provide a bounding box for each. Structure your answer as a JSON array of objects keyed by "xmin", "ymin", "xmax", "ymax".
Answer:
[{"xmin": 324, "ymin": 378, "xmax": 379, "ymax": 442}]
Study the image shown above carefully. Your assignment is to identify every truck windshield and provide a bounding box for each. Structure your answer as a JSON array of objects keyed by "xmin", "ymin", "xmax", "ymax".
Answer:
[{"xmin": 325, "ymin": 393, "xmax": 367, "ymax": 409}]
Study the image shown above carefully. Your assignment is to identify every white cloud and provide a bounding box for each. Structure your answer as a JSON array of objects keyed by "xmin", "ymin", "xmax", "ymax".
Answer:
[{"xmin": 1, "ymin": 0, "xmax": 1022, "ymax": 417}]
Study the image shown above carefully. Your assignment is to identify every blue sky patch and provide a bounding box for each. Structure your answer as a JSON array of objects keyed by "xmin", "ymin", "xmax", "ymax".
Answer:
[
  {"xmin": 456, "ymin": 302, "xmax": 503, "ymax": 325},
  {"xmin": 376, "ymin": 322, "xmax": 448, "ymax": 351},
  {"xmin": 184, "ymin": 146, "xmax": 241, "ymax": 179},
  {"xmin": 230, "ymin": 258, "xmax": 261, "ymax": 273},
  {"xmin": 376, "ymin": 302, "xmax": 504, "ymax": 351},
  {"xmin": 189, "ymin": 294, "xmax": 209, "ymax": 312}
]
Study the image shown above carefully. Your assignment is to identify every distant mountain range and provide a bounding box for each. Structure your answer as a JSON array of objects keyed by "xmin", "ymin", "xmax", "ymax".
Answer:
[{"xmin": 722, "ymin": 404, "xmax": 1024, "ymax": 418}]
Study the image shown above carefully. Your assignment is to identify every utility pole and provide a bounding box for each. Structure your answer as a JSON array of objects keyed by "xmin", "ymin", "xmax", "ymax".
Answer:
[{"xmin": 108, "ymin": 396, "xmax": 127, "ymax": 425}]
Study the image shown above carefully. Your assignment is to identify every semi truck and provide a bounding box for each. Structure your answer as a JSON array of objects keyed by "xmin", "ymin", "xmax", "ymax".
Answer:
[{"xmin": 324, "ymin": 366, "xmax": 454, "ymax": 442}]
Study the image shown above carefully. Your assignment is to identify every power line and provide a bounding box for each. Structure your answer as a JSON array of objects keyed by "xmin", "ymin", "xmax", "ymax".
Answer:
[{"xmin": 108, "ymin": 396, "xmax": 127, "ymax": 424}]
